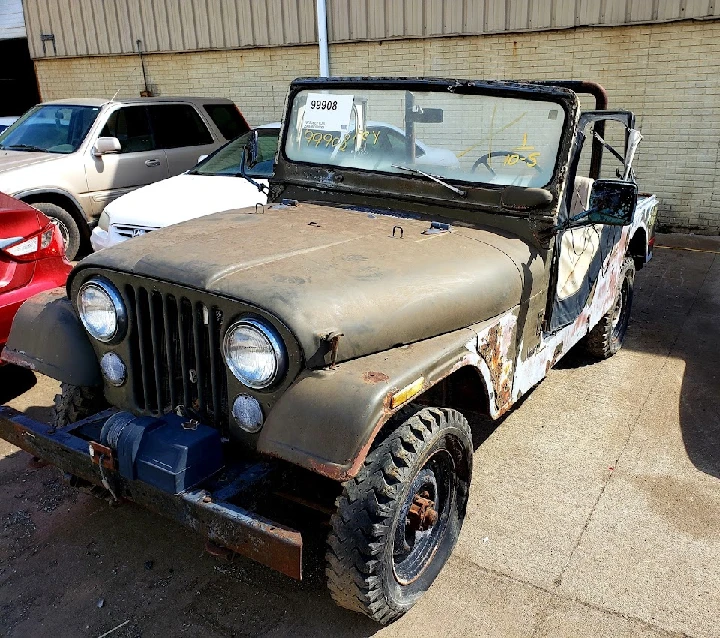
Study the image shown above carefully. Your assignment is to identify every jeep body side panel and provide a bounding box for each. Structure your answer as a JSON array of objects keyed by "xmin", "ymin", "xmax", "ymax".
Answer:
[
  {"xmin": 259, "ymin": 324, "xmax": 489, "ymax": 480},
  {"xmin": 515, "ymin": 195, "xmax": 656, "ymax": 399},
  {"xmin": 1, "ymin": 288, "xmax": 101, "ymax": 386}
]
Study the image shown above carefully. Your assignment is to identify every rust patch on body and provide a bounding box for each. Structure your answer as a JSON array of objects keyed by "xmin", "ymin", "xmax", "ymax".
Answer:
[
  {"xmin": 363, "ymin": 371, "xmax": 390, "ymax": 384},
  {"xmin": 478, "ymin": 323, "xmax": 513, "ymax": 413}
]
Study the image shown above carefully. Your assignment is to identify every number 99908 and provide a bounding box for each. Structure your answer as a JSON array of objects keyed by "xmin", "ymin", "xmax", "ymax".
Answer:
[{"xmin": 310, "ymin": 100, "xmax": 338, "ymax": 110}]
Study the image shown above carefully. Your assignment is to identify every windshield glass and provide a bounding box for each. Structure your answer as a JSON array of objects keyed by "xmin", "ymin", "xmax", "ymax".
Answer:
[
  {"xmin": 192, "ymin": 128, "xmax": 279, "ymax": 177},
  {"xmin": 0, "ymin": 104, "xmax": 100, "ymax": 154},
  {"xmin": 284, "ymin": 88, "xmax": 566, "ymax": 188}
]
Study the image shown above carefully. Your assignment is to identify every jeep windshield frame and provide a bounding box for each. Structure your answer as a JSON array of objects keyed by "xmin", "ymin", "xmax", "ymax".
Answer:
[{"xmin": 273, "ymin": 78, "xmax": 579, "ymax": 223}]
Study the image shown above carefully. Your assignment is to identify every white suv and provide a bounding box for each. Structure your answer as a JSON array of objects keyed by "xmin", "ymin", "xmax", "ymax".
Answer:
[{"xmin": 0, "ymin": 97, "xmax": 248, "ymax": 258}]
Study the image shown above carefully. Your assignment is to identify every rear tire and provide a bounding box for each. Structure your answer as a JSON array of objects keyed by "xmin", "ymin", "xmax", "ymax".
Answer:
[
  {"xmin": 31, "ymin": 202, "xmax": 81, "ymax": 260},
  {"xmin": 326, "ymin": 406, "xmax": 472, "ymax": 624},
  {"xmin": 53, "ymin": 383, "xmax": 108, "ymax": 428},
  {"xmin": 583, "ymin": 256, "xmax": 635, "ymax": 359}
]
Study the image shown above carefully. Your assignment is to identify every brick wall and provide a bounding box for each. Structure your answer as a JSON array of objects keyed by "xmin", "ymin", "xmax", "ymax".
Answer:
[{"xmin": 34, "ymin": 19, "xmax": 720, "ymax": 234}]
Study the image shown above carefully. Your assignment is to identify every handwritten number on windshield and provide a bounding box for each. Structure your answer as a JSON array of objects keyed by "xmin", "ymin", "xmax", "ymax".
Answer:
[{"xmin": 304, "ymin": 129, "xmax": 374, "ymax": 151}]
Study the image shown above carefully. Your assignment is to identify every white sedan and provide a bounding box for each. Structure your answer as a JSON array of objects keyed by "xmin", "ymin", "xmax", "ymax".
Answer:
[{"xmin": 91, "ymin": 123, "xmax": 280, "ymax": 251}]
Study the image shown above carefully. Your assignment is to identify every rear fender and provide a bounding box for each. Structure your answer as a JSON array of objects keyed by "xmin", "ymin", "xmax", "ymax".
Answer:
[
  {"xmin": 258, "ymin": 323, "xmax": 501, "ymax": 481},
  {"xmin": 1, "ymin": 288, "xmax": 101, "ymax": 386}
]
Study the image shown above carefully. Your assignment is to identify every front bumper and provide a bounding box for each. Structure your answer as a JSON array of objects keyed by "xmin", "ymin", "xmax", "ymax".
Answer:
[{"xmin": 0, "ymin": 406, "xmax": 303, "ymax": 579}]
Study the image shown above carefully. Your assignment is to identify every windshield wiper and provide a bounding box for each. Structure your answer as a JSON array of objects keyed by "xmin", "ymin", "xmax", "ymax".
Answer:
[
  {"xmin": 391, "ymin": 164, "xmax": 466, "ymax": 197},
  {"xmin": 2, "ymin": 144, "xmax": 46, "ymax": 152}
]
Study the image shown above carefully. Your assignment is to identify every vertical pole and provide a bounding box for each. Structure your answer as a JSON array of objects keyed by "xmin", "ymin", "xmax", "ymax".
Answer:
[
  {"xmin": 405, "ymin": 91, "xmax": 416, "ymax": 163},
  {"xmin": 316, "ymin": 0, "xmax": 330, "ymax": 77}
]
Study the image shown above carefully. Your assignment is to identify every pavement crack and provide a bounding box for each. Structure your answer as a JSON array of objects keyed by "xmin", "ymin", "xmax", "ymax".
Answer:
[
  {"xmin": 454, "ymin": 555, "xmax": 693, "ymax": 638},
  {"xmin": 553, "ymin": 253, "xmax": 717, "ymax": 588}
]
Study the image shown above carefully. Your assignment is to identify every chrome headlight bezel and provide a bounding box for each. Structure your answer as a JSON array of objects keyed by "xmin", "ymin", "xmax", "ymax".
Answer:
[
  {"xmin": 77, "ymin": 278, "xmax": 127, "ymax": 344},
  {"xmin": 222, "ymin": 318, "xmax": 287, "ymax": 390}
]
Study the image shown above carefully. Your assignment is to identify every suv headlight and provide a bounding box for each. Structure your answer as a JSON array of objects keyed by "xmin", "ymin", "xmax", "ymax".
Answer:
[
  {"xmin": 98, "ymin": 211, "xmax": 110, "ymax": 232},
  {"xmin": 223, "ymin": 318, "xmax": 286, "ymax": 389},
  {"xmin": 77, "ymin": 278, "xmax": 127, "ymax": 343}
]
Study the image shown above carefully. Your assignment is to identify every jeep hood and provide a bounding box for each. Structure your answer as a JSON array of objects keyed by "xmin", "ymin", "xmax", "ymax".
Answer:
[{"xmin": 75, "ymin": 203, "xmax": 542, "ymax": 366}]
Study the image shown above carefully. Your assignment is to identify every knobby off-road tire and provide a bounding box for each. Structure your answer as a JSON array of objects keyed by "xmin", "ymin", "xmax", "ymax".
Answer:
[
  {"xmin": 326, "ymin": 406, "xmax": 473, "ymax": 624},
  {"xmin": 53, "ymin": 383, "xmax": 108, "ymax": 428},
  {"xmin": 583, "ymin": 256, "xmax": 635, "ymax": 359},
  {"xmin": 32, "ymin": 202, "xmax": 81, "ymax": 260}
]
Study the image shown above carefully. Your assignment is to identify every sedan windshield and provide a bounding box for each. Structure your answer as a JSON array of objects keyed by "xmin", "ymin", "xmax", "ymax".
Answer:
[
  {"xmin": 285, "ymin": 88, "xmax": 567, "ymax": 188},
  {"xmin": 0, "ymin": 104, "xmax": 100, "ymax": 154},
  {"xmin": 191, "ymin": 128, "xmax": 279, "ymax": 177}
]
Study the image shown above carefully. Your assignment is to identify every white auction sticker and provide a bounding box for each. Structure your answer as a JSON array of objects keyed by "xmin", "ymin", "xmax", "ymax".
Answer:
[{"xmin": 302, "ymin": 93, "xmax": 354, "ymax": 132}]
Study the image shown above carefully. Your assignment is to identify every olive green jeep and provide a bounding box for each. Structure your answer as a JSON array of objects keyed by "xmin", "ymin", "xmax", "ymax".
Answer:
[{"xmin": 0, "ymin": 77, "xmax": 657, "ymax": 624}]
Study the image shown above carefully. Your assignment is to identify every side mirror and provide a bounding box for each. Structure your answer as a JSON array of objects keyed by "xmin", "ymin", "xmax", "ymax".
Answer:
[
  {"xmin": 93, "ymin": 136, "xmax": 121, "ymax": 157},
  {"xmin": 244, "ymin": 130, "xmax": 259, "ymax": 169},
  {"xmin": 197, "ymin": 154, "xmax": 208, "ymax": 164},
  {"xmin": 567, "ymin": 179, "xmax": 638, "ymax": 228},
  {"xmin": 585, "ymin": 179, "xmax": 638, "ymax": 226},
  {"xmin": 407, "ymin": 107, "xmax": 444, "ymax": 124}
]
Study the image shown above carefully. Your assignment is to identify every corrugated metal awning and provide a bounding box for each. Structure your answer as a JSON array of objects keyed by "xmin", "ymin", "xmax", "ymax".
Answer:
[{"xmin": 0, "ymin": 0, "xmax": 26, "ymax": 40}]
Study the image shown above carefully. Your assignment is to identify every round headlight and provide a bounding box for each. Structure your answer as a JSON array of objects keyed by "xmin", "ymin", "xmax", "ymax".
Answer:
[
  {"xmin": 77, "ymin": 279, "xmax": 126, "ymax": 343},
  {"xmin": 223, "ymin": 318, "xmax": 286, "ymax": 389}
]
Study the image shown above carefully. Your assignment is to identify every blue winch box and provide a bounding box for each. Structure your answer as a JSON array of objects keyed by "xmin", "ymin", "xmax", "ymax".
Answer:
[{"xmin": 100, "ymin": 412, "xmax": 223, "ymax": 494}]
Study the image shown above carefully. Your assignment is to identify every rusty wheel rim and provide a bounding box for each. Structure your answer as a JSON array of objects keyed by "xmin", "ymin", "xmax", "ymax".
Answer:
[{"xmin": 392, "ymin": 449, "xmax": 455, "ymax": 585}]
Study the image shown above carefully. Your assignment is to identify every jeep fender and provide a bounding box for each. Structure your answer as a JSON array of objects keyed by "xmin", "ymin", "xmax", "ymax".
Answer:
[
  {"xmin": 258, "ymin": 323, "xmax": 498, "ymax": 481},
  {"xmin": 1, "ymin": 288, "xmax": 101, "ymax": 386}
]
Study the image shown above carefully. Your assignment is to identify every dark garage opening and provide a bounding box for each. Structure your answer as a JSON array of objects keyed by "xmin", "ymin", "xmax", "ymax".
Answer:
[{"xmin": 0, "ymin": 38, "xmax": 39, "ymax": 116}]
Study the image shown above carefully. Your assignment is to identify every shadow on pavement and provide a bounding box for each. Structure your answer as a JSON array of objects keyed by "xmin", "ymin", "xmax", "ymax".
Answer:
[
  {"xmin": 0, "ymin": 445, "xmax": 381, "ymax": 637},
  {"xmin": 674, "ymin": 270, "xmax": 720, "ymax": 479},
  {"xmin": 624, "ymin": 243, "xmax": 720, "ymax": 479},
  {"xmin": 0, "ymin": 365, "xmax": 36, "ymax": 404}
]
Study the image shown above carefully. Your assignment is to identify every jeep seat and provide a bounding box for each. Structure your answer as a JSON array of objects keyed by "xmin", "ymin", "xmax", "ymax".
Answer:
[{"xmin": 570, "ymin": 175, "xmax": 594, "ymax": 216}]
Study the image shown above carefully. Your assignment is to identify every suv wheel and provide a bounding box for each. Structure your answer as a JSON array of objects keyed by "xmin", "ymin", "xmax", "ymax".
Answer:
[
  {"xmin": 326, "ymin": 406, "xmax": 472, "ymax": 624},
  {"xmin": 582, "ymin": 256, "xmax": 635, "ymax": 359},
  {"xmin": 31, "ymin": 202, "xmax": 81, "ymax": 260},
  {"xmin": 53, "ymin": 383, "xmax": 108, "ymax": 428}
]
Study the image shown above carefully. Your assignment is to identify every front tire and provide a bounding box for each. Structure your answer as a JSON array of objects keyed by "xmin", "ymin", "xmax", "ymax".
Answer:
[
  {"xmin": 326, "ymin": 406, "xmax": 472, "ymax": 624},
  {"xmin": 31, "ymin": 202, "xmax": 82, "ymax": 260},
  {"xmin": 583, "ymin": 256, "xmax": 635, "ymax": 359},
  {"xmin": 53, "ymin": 383, "xmax": 108, "ymax": 428}
]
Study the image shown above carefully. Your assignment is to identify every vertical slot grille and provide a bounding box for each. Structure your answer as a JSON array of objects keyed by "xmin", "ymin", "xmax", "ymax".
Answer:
[{"xmin": 126, "ymin": 285, "xmax": 226, "ymax": 428}]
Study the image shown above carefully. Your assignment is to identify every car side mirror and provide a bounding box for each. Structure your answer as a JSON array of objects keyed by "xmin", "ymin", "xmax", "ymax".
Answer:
[
  {"xmin": 93, "ymin": 136, "xmax": 121, "ymax": 157},
  {"xmin": 407, "ymin": 107, "xmax": 444, "ymax": 123},
  {"xmin": 244, "ymin": 130, "xmax": 259, "ymax": 169},
  {"xmin": 197, "ymin": 154, "xmax": 208, "ymax": 164},
  {"xmin": 570, "ymin": 179, "xmax": 638, "ymax": 228}
]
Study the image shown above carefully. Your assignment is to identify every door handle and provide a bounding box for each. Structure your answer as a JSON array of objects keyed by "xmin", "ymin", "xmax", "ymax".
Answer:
[{"xmin": 145, "ymin": 158, "xmax": 161, "ymax": 167}]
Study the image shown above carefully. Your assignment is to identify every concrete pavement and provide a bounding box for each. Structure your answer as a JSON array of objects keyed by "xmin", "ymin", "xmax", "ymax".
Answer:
[{"xmin": 1, "ymin": 234, "xmax": 719, "ymax": 637}]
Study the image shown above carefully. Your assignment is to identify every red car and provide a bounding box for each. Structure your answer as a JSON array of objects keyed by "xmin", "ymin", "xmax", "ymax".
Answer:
[{"xmin": 0, "ymin": 193, "xmax": 71, "ymax": 357}]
